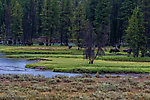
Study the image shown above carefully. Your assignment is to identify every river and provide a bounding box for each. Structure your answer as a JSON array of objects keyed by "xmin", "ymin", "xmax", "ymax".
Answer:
[
  {"xmin": 0, "ymin": 53, "xmax": 148, "ymax": 78},
  {"xmin": 0, "ymin": 53, "xmax": 83, "ymax": 77}
]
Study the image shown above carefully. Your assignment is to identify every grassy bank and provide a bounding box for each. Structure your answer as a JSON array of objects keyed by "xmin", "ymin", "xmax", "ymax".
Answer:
[
  {"xmin": 4, "ymin": 54, "xmax": 83, "ymax": 59},
  {"xmin": 0, "ymin": 46, "xmax": 83, "ymax": 54},
  {"xmin": 1, "ymin": 45, "xmax": 150, "ymax": 74},
  {"xmin": 100, "ymin": 56, "xmax": 150, "ymax": 62},
  {"xmin": 25, "ymin": 58, "xmax": 150, "ymax": 73},
  {"xmin": 0, "ymin": 45, "xmax": 129, "ymax": 55},
  {"xmin": 0, "ymin": 74, "xmax": 149, "ymax": 99},
  {"xmin": 5, "ymin": 54, "xmax": 150, "ymax": 62}
]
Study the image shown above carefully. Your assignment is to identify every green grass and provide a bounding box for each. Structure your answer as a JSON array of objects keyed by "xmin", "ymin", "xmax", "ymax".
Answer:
[
  {"xmin": 26, "ymin": 58, "xmax": 150, "ymax": 73},
  {"xmin": 1, "ymin": 45, "xmax": 150, "ymax": 74},
  {"xmin": 4, "ymin": 54, "xmax": 83, "ymax": 59},
  {"xmin": 100, "ymin": 56, "xmax": 150, "ymax": 62},
  {"xmin": 5, "ymin": 54, "xmax": 150, "ymax": 62},
  {"xmin": 0, "ymin": 45, "xmax": 83, "ymax": 54},
  {"xmin": 0, "ymin": 45, "xmax": 130, "ymax": 55}
]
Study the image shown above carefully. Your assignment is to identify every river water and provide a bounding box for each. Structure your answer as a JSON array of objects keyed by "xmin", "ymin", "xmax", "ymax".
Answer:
[
  {"xmin": 0, "ymin": 53, "xmax": 83, "ymax": 78},
  {"xmin": 0, "ymin": 53, "xmax": 148, "ymax": 78}
]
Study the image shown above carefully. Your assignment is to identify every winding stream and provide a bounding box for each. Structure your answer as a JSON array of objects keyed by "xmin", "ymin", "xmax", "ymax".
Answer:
[
  {"xmin": 0, "ymin": 53, "xmax": 149, "ymax": 78},
  {"xmin": 0, "ymin": 53, "xmax": 83, "ymax": 78}
]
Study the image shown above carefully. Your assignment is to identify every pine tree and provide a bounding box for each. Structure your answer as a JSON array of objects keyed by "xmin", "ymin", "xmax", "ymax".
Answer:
[
  {"xmin": 11, "ymin": 0, "xmax": 23, "ymax": 44},
  {"xmin": 41, "ymin": 0, "xmax": 60, "ymax": 46},
  {"xmin": 73, "ymin": 2, "xmax": 87, "ymax": 49},
  {"xmin": 49, "ymin": 0, "xmax": 60, "ymax": 45},
  {"xmin": 19, "ymin": 0, "xmax": 31, "ymax": 44},
  {"xmin": 60, "ymin": 0, "xmax": 73, "ymax": 46},
  {"xmin": 126, "ymin": 7, "xmax": 146, "ymax": 57},
  {"xmin": 0, "ymin": 0, "xmax": 5, "ymax": 41},
  {"xmin": 119, "ymin": 0, "xmax": 136, "ymax": 42},
  {"xmin": 86, "ymin": 0, "xmax": 98, "ymax": 27},
  {"xmin": 35, "ymin": 0, "xmax": 44, "ymax": 38},
  {"xmin": 0, "ymin": 0, "xmax": 4, "ymax": 27},
  {"xmin": 4, "ymin": 0, "xmax": 11, "ymax": 43},
  {"xmin": 141, "ymin": 0, "xmax": 150, "ymax": 48},
  {"xmin": 41, "ymin": 0, "xmax": 51, "ymax": 45},
  {"xmin": 94, "ymin": 0, "xmax": 111, "ymax": 47}
]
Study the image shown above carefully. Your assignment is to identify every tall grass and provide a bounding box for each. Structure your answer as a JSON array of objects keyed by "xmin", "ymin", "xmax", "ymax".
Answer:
[{"xmin": 26, "ymin": 58, "xmax": 150, "ymax": 73}]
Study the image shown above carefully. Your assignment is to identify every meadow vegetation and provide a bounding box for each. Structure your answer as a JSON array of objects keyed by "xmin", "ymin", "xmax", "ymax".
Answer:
[
  {"xmin": 25, "ymin": 58, "xmax": 150, "ymax": 73},
  {"xmin": 0, "ymin": 46, "xmax": 150, "ymax": 99},
  {"xmin": 1, "ymin": 45, "xmax": 150, "ymax": 74},
  {"xmin": 0, "ymin": 46, "xmax": 83, "ymax": 54},
  {"xmin": 0, "ymin": 74, "xmax": 149, "ymax": 99}
]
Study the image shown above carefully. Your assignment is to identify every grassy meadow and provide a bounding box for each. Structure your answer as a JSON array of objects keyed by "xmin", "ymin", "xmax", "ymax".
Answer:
[
  {"xmin": 0, "ymin": 45, "xmax": 150, "ymax": 74},
  {"xmin": 0, "ymin": 45, "xmax": 83, "ymax": 54},
  {"xmin": 0, "ymin": 45, "xmax": 150, "ymax": 99}
]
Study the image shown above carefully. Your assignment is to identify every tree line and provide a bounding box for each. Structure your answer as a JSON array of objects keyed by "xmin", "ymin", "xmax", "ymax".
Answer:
[{"xmin": 0, "ymin": 0, "xmax": 150, "ymax": 56}]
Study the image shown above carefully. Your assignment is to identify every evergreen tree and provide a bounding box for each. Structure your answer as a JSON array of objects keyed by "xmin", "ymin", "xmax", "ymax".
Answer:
[
  {"xmin": 110, "ymin": 0, "xmax": 122, "ymax": 45},
  {"xmin": 73, "ymin": 2, "xmax": 87, "ymax": 49},
  {"xmin": 19, "ymin": 0, "xmax": 31, "ymax": 44},
  {"xmin": 94, "ymin": 0, "xmax": 111, "ymax": 47},
  {"xmin": 0, "ymin": 0, "xmax": 5, "ymax": 41},
  {"xmin": 50, "ymin": 0, "xmax": 60, "ymax": 45},
  {"xmin": 60, "ymin": 0, "xmax": 73, "ymax": 46},
  {"xmin": 141, "ymin": 0, "xmax": 150, "ymax": 48},
  {"xmin": 41, "ymin": 0, "xmax": 60, "ymax": 45},
  {"xmin": 86, "ymin": 0, "xmax": 98, "ymax": 27},
  {"xmin": 4, "ymin": 0, "xmax": 11, "ymax": 43},
  {"xmin": 0, "ymin": 0, "xmax": 4, "ymax": 28},
  {"xmin": 29, "ymin": 0, "xmax": 36, "ymax": 42},
  {"xmin": 11, "ymin": 0, "xmax": 23, "ymax": 44},
  {"xmin": 126, "ymin": 7, "xmax": 146, "ymax": 57},
  {"xmin": 41, "ymin": 0, "xmax": 51, "ymax": 45},
  {"xmin": 119, "ymin": 0, "xmax": 136, "ymax": 43},
  {"xmin": 35, "ymin": 0, "xmax": 44, "ymax": 38}
]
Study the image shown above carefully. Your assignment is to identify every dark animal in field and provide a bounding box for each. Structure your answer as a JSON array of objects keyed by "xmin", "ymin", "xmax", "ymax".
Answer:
[
  {"xmin": 123, "ymin": 48, "xmax": 132, "ymax": 55},
  {"xmin": 7, "ymin": 39, "xmax": 12, "ymax": 45},
  {"xmin": 112, "ymin": 44, "xmax": 121, "ymax": 49},
  {"xmin": 25, "ymin": 42, "xmax": 33, "ymax": 46},
  {"xmin": 78, "ymin": 44, "xmax": 86, "ymax": 50},
  {"xmin": 78, "ymin": 44, "xmax": 83, "ymax": 50},
  {"xmin": 109, "ymin": 48, "xmax": 120, "ymax": 53},
  {"xmin": 68, "ymin": 46, "xmax": 72, "ymax": 49},
  {"xmin": 39, "ymin": 42, "xmax": 44, "ymax": 46},
  {"xmin": 46, "ymin": 43, "xmax": 49, "ymax": 46},
  {"xmin": 19, "ymin": 42, "xmax": 23, "ymax": 45},
  {"xmin": 145, "ymin": 53, "xmax": 150, "ymax": 57},
  {"xmin": 112, "ymin": 45, "xmax": 116, "ymax": 48},
  {"xmin": 117, "ymin": 44, "xmax": 121, "ymax": 49},
  {"xmin": 28, "ymin": 42, "xmax": 33, "ymax": 46}
]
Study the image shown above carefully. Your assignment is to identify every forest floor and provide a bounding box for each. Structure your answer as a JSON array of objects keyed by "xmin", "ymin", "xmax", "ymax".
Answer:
[{"xmin": 0, "ymin": 74, "xmax": 149, "ymax": 99}]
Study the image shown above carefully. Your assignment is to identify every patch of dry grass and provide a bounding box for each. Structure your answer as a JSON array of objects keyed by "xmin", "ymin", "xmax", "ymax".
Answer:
[{"xmin": 0, "ymin": 74, "xmax": 149, "ymax": 99}]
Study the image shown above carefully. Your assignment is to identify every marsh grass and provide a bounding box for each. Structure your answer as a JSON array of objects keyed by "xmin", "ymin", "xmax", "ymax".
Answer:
[
  {"xmin": 4, "ymin": 54, "xmax": 83, "ymax": 59},
  {"xmin": 0, "ymin": 46, "xmax": 83, "ymax": 54},
  {"xmin": 100, "ymin": 56, "xmax": 150, "ymax": 62},
  {"xmin": 1, "ymin": 45, "xmax": 150, "ymax": 73},
  {"xmin": 26, "ymin": 58, "xmax": 150, "ymax": 73},
  {"xmin": 0, "ymin": 45, "xmax": 130, "ymax": 55}
]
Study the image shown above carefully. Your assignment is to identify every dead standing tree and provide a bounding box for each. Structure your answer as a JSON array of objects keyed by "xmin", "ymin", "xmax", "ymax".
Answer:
[
  {"xmin": 83, "ymin": 22, "xmax": 109, "ymax": 64},
  {"xmin": 84, "ymin": 22, "xmax": 94, "ymax": 64}
]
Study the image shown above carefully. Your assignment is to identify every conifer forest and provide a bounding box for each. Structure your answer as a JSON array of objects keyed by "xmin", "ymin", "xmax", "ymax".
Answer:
[
  {"xmin": 0, "ymin": 0, "xmax": 150, "ymax": 99},
  {"xmin": 0, "ymin": 0, "xmax": 149, "ymax": 49}
]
